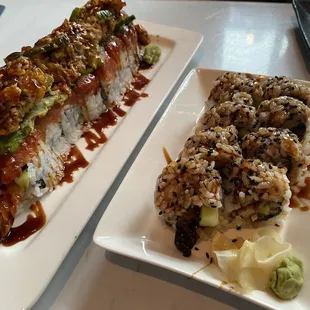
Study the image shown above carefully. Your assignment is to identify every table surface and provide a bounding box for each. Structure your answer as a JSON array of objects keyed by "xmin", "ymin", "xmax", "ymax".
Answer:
[{"xmin": 0, "ymin": 1, "xmax": 309, "ymax": 309}]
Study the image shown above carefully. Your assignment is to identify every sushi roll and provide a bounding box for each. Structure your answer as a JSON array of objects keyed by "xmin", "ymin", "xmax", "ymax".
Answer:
[
  {"xmin": 231, "ymin": 92, "xmax": 253, "ymax": 106},
  {"xmin": 221, "ymin": 158, "xmax": 291, "ymax": 230},
  {"xmin": 208, "ymin": 72, "xmax": 263, "ymax": 105},
  {"xmin": 241, "ymin": 128, "xmax": 309, "ymax": 184},
  {"xmin": 181, "ymin": 126, "xmax": 242, "ymax": 168},
  {"xmin": 195, "ymin": 102, "xmax": 257, "ymax": 137},
  {"xmin": 0, "ymin": 0, "xmax": 153, "ymax": 241},
  {"xmin": 154, "ymin": 154, "xmax": 223, "ymax": 256},
  {"xmin": 261, "ymin": 76, "xmax": 310, "ymax": 106},
  {"xmin": 256, "ymin": 96, "xmax": 310, "ymax": 141}
]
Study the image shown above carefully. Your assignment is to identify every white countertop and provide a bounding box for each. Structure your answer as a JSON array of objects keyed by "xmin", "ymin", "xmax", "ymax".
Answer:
[{"xmin": 0, "ymin": 1, "xmax": 309, "ymax": 309}]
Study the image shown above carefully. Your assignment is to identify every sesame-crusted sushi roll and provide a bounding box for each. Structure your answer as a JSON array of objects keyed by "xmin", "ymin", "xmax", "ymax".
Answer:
[
  {"xmin": 208, "ymin": 72, "xmax": 263, "ymax": 105},
  {"xmin": 221, "ymin": 158, "xmax": 291, "ymax": 230},
  {"xmin": 231, "ymin": 92, "xmax": 254, "ymax": 106},
  {"xmin": 154, "ymin": 154, "xmax": 223, "ymax": 256},
  {"xmin": 181, "ymin": 126, "xmax": 242, "ymax": 168},
  {"xmin": 261, "ymin": 76, "xmax": 310, "ymax": 106},
  {"xmin": 195, "ymin": 102, "xmax": 257, "ymax": 137},
  {"xmin": 256, "ymin": 96, "xmax": 310, "ymax": 141},
  {"xmin": 241, "ymin": 128, "xmax": 309, "ymax": 184}
]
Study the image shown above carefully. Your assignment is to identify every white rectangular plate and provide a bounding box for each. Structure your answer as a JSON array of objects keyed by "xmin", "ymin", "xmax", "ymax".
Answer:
[
  {"xmin": 0, "ymin": 22, "xmax": 202, "ymax": 310},
  {"xmin": 94, "ymin": 68, "xmax": 309, "ymax": 310}
]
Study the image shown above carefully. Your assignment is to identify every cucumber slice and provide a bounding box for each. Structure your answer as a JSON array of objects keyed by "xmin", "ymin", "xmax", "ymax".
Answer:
[
  {"xmin": 199, "ymin": 206, "xmax": 219, "ymax": 227},
  {"xmin": 15, "ymin": 170, "xmax": 29, "ymax": 190}
]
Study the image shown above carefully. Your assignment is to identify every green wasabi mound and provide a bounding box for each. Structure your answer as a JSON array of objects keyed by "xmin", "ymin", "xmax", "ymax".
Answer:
[
  {"xmin": 143, "ymin": 45, "xmax": 161, "ymax": 65},
  {"xmin": 269, "ymin": 256, "xmax": 304, "ymax": 300}
]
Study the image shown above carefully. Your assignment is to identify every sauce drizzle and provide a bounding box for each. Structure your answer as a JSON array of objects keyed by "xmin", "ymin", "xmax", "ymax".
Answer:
[
  {"xmin": 82, "ymin": 110, "xmax": 117, "ymax": 150},
  {"xmin": 139, "ymin": 61, "xmax": 153, "ymax": 71},
  {"xmin": 132, "ymin": 73, "xmax": 150, "ymax": 90},
  {"xmin": 113, "ymin": 106, "xmax": 126, "ymax": 117},
  {"xmin": 163, "ymin": 147, "xmax": 172, "ymax": 164},
  {"xmin": 3, "ymin": 201, "xmax": 46, "ymax": 246},
  {"xmin": 124, "ymin": 89, "xmax": 141, "ymax": 107},
  {"xmin": 61, "ymin": 146, "xmax": 89, "ymax": 184}
]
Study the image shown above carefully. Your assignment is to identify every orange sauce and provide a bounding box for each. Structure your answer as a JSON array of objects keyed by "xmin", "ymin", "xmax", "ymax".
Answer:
[
  {"xmin": 163, "ymin": 147, "xmax": 172, "ymax": 164},
  {"xmin": 219, "ymin": 281, "xmax": 229, "ymax": 289}
]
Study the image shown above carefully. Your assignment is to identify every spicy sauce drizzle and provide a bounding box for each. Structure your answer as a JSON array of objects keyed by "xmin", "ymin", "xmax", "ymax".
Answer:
[{"xmin": 3, "ymin": 201, "xmax": 46, "ymax": 246}]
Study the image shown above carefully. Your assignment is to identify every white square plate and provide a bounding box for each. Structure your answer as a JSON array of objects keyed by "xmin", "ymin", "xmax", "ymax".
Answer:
[
  {"xmin": 0, "ymin": 22, "xmax": 202, "ymax": 310},
  {"xmin": 94, "ymin": 68, "xmax": 309, "ymax": 310}
]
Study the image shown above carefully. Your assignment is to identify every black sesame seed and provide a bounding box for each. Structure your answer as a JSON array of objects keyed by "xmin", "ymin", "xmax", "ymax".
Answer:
[
  {"xmin": 194, "ymin": 247, "xmax": 199, "ymax": 251},
  {"xmin": 210, "ymin": 257, "xmax": 213, "ymax": 263},
  {"xmin": 236, "ymin": 226, "xmax": 241, "ymax": 230},
  {"xmin": 232, "ymin": 238, "xmax": 237, "ymax": 243},
  {"xmin": 171, "ymin": 202, "xmax": 175, "ymax": 207},
  {"xmin": 159, "ymin": 211, "xmax": 163, "ymax": 215},
  {"xmin": 206, "ymin": 252, "xmax": 210, "ymax": 259},
  {"xmin": 275, "ymin": 223, "xmax": 280, "ymax": 227}
]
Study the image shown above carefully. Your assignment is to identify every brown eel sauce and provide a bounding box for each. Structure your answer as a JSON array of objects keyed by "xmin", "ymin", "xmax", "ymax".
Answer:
[{"xmin": 3, "ymin": 201, "xmax": 46, "ymax": 246}]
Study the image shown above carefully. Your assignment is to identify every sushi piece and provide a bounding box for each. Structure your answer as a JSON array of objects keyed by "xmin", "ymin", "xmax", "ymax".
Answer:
[
  {"xmin": 0, "ymin": 0, "xmax": 153, "ymax": 241},
  {"xmin": 261, "ymin": 76, "xmax": 310, "ymax": 106},
  {"xmin": 154, "ymin": 154, "xmax": 223, "ymax": 256},
  {"xmin": 231, "ymin": 92, "xmax": 253, "ymax": 106},
  {"xmin": 181, "ymin": 126, "xmax": 242, "ymax": 168},
  {"xmin": 208, "ymin": 72, "xmax": 263, "ymax": 106},
  {"xmin": 221, "ymin": 158, "xmax": 291, "ymax": 230},
  {"xmin": 195, "ymin": 102, "xmax": 257, "ymax": 137},
  {"xmin": 256, "ymin": 96, "xmax": 310, "ymax": 141},
  {"xmin": 241, "ymin": 128, "xmax": 309, "ymax": 184}
]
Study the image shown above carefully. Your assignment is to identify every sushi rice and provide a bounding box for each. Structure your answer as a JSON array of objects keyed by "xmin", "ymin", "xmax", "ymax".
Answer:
[{"xmin": 154, "ymin": 72, "xmax": 310, "ymax": 256}]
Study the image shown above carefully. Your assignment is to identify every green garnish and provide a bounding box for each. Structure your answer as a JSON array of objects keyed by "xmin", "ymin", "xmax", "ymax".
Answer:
[
  {"xmin": 96, "ymin": 10, "xmax": 114, "ymax": 23},
  {"xmin": 114, "ymin": 15, "xmax": 135, "ymax": 34},
  {"xmin": 269, "ymin": 256, "xmax": 304, "ymax": 300},
  {"xmin": 0, "ymin": 93, "xmax": 68, "ymax": 154},
  {"xmin": 143, "ymin": 45, "xmax": 161, "ymax": 65},
  {"xmin": 69, "ymin": 7, "xmax": 80, "ymax": 22},
  {"xmin": 4, "ymin": 35, "xmax": 70, "ymax": 63},
  {"xmin": 199, "ymin": 206, "xmax": 219, "ymax": 227}
]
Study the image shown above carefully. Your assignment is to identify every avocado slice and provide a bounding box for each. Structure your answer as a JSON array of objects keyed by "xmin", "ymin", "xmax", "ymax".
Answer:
[
  {"xmin": 199, "ymin": 206, "xmax": 219, "ymax": 227},
  {"xmin": 0, "ymin": 93, "xmax": 67, "ymax": 154},
  {"xmin": 15, "ymin": 170, "xmax": 30, "ymax": 190}
]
